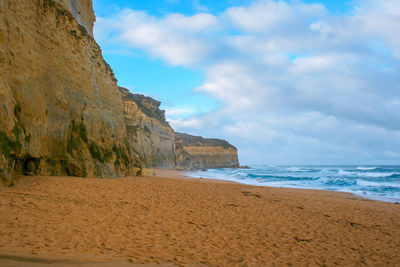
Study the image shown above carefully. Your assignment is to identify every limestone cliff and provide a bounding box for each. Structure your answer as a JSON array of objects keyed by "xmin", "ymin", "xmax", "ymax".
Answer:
[
  {"xmin": 175, "ymin": 132, "xmax": 239, "ymax": 170},
  {"xmin": 175, "ymin": 141, "xmax": 194, "ymax": 170},
  {"xmin": 54, "ymin": 0, "xmax": 95, "ymax": 37},
  {"xmin": 119, "ymin": 87, "xmax": 176, "ymax": 169},
  {"xmin": 0, "ymin": 0, "xmax": 140, "ymax": 185}
]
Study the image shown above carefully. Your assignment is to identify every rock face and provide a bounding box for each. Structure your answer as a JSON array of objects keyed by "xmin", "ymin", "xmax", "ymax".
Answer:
[
  {"xmin": 0, "ymin": 0, "xmax": 241, "ymax": 185},
  {"xmin": 175, "ymin": 141, "xmax": 195, "ymax": 170},
  {"xmin": 119, "ymin": 87, "xmax": 176, "ymax": 169},
  {"xmin": 0, "ymin": 0, "xmax": 140, "ymax": 185},
  {"xmin": 54, "ymin": 0, "xmax": 95, "ymax": 37},
  {"xmin": 175, "ymin": 132, "xmax": 239, "ymax": 170}
]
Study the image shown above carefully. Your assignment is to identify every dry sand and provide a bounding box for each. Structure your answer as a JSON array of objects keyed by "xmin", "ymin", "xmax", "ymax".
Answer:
[{"xmin": 1, "ymin": 170, "xmax": 400, "ymax": 266}]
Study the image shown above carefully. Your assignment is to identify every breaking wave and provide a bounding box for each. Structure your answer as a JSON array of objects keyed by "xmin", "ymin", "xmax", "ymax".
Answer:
[{"xmin": 186, "ymin": 165, "xmax": 400, "ymax": 203}]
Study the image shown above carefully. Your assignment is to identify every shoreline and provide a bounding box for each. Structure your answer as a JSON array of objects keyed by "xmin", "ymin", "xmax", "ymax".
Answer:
[
  {"xmin": 157, "ymin": 168, "xmax": 364, "ymax": 198},
  {"xmin": 182, "ymin": 167, "xmax": 400, "ymax": 204},
  {"xmin": 184, "ymin": 174, "xmax": 398, "ymax": 204},
  {"xmin": 1, "ymin": 170, "xmax": 400, "ymax": 266},
  {"xmin": 159, "ymin": 169, "xmax": 385, "ymax": 206}
]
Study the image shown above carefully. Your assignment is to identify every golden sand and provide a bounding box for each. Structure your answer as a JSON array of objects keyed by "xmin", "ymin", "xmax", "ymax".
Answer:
[{"xmin": 1, "ymin": 170, "xmax": 399, "ymax": 266}]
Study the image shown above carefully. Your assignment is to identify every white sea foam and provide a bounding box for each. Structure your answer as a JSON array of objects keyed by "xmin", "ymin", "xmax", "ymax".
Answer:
[
  {"xmin": 338, "ymin": 169, "xmax": 352, "ymax": 175},
  {"xmin": 347, "ymin": 189, "xmax": 400, "ymax": 203},
  {"xmin": 338, "ymin": 169, "xmax": 397, "ymax": 178},
  {"xmin": 356, "ymin": 172, "xmax": 396, "ymax": 178},
  {"xmin": 185, "ymin": 165, "xmax": 400, "ymax": 203},
  {"xmin": 356, "ymin": 167, "xmax": 377, "ymax": 170},
  {"xmin": 356, "ymin": 180, "xmax": 400, "ymax": 188}
]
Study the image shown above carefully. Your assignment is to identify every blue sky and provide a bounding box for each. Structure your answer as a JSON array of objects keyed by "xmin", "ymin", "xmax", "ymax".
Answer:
[
  {"xmin": 93, "ymin": 0, "xmax": 353, "ymax": 113},
  {"xmin": 93, "ymin": 0, "xmax": 354, "ymax": 16},
  {"xmin": 93, "ymin": 0, "xmax": 400, "ymax": 165}
]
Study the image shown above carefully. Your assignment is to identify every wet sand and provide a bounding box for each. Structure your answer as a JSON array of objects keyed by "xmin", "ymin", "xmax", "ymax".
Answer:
[{"xmin": 1, "ymin": 170, "xmax": 400, "ymax": 266}]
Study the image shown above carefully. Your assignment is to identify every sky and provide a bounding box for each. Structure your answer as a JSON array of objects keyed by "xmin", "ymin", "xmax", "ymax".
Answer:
[{"xmin": 92, "ymin": 0, "xmax": 400, "ymax": 165}]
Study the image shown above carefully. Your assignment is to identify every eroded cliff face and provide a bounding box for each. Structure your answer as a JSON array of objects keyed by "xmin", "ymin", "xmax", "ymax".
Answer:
[
  {"xmin": 54, "ymin": 0, "xmax": 95, "ymax": 37},
  {"xmin": 119, "ymin": 87, "xmax": 176, "ymax": 169},
  {"xmin": 0, "ymin": 0, "xmax": 140, "ymax": 185},
  {"xmin": 175, "ymin": 132, "xmax": 239, "ymax": 170},
  {"xmin": 175, "ymin": 141, "xmax": 194, "ymax": 170}
]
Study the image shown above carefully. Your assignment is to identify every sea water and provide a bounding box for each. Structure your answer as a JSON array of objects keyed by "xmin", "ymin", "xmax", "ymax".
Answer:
[{"xmin": 185, "ymin": 165, "xmax": 400, "ymax": 203}]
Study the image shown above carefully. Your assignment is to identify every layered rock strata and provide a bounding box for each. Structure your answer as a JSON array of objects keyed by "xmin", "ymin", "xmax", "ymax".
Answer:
[
  {"xmin": 119, "ymin": 87, "xmax": 176, "ymax": 169},
  {"xmin": 0, "ymin": 0, "xmax": 140, "ymax": 185},
  {"xmin": 175, "ymin": 132, "xmax": 239, "ymax": 170}
]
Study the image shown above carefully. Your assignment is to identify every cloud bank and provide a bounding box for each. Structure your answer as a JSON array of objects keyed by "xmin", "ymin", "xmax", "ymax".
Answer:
[{"xmin": 95, "ymin": 0, "xmax": 400, "ymax": 164}]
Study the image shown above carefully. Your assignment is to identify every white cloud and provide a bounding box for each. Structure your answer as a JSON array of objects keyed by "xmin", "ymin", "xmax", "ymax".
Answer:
[
  {"xmin": 164, "ymin": 13, "xmax": 218, "ymax": 32},
  {"xmin": 291, "ymin": 55, "xmax": 336, "ymax": 72},
  {"xmin": 355, "ymin": 0, "xmax": 400, "ymax": 58},
  {"xmin": 95, "ymin": 0, "xmax": 400, "ymax": 164},
  {"xmin": 195, "ymin": 62, "xmax": 275, "ymax": 112},
  {"xmin": 225, "ymin": 0, "xmax": 326, "ymax": 34},
  {"xmin": 165, "ymin": 106, "xmax": 198, "ymax": 118},
  {"xmin": 310, "ymin": 21, "xmax": 332, "ymax": 35},
  {"xmin": 96, "ymin": 10, "xmax": 215, "ymax": 66},
  {"xmin": 169, "ymin": 118, "xmax": 205, "ymax": 129}
]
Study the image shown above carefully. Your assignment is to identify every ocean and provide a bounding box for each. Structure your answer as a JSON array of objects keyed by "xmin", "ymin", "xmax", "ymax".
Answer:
[{"xmin": 185, "ymin": 165, "xmax": 400, "ymax": 203}]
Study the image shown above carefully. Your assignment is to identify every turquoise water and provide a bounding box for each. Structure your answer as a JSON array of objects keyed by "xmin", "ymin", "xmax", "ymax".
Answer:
[{"xmin": 185, "ymin": 165, "xmax": 400, "ymax": 203}]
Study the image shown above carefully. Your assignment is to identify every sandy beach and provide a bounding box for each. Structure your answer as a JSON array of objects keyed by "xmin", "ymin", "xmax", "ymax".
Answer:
[{"xmin": 1, "ymin": 170, "xmax": 400, "ymax": 266}]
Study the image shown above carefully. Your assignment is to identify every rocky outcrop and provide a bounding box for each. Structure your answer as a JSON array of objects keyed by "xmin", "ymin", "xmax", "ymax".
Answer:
[
  {"xmin": 119, "ymin": 87, "xmax": 176, "ymax": 169},
  {"xmin": 0, "ymin": 0, "xmax": 140, "ymax": 185},
  {"xmin": 175, "ymin": 132, "xmax": 239, "ymax": 170}
]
